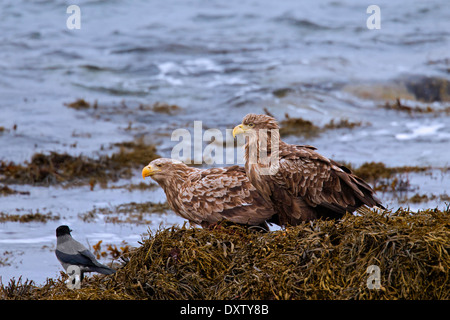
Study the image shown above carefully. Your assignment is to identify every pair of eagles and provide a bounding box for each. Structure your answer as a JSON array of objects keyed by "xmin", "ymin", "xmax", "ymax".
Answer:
[{"xmin": 142, "ymin": 114, "xmax": 384, "ymax": 230}]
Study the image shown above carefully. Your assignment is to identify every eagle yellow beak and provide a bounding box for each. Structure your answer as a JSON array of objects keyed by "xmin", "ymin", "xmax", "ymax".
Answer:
[
  {"xmin": 142, "ymin": 165, "xmax": 158, "ymax": 179},
  {"xmin": 232, "ymin": 124, "xmax": 247, "ymax": 138}
]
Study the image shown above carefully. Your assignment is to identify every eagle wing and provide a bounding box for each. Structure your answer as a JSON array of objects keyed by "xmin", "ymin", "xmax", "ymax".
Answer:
[
  {"xmin": 270, "ymin": 144, "xmax": 382, "ymax": 221},
  {"xmin": 178, "ymin": 166, "xmax": 276, "ymax": 226}
]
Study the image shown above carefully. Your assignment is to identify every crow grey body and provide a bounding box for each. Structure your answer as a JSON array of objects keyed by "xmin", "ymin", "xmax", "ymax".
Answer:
[{"xmin": 55, "ymin": 225, "xmax": 116, "ymax": 279}]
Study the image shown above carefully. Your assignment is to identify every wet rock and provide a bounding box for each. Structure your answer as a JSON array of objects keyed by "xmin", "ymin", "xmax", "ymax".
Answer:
[
  {"xmin": 272, "ymin": 87, "xmax": 295, "ymax": 98},
  {"xmin": 343, "ymin": 75, "xmax": 450, "ymax": 103},
  {"xmin": 403, "ymin": 75, "xmax": 450, "ymax": 102},
  {"xmin": 342, "ymin": 83, "xmax": 415, "ymax": 101}
]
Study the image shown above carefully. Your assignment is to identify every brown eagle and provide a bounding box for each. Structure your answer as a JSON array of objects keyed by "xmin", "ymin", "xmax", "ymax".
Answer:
[
  {"xmin": 233, "ymin": 113, "xmax": 384, "ymax": 226},
  {"xmin": 142, "ymin": 158, "xmax": 277, "ymax": 229}
]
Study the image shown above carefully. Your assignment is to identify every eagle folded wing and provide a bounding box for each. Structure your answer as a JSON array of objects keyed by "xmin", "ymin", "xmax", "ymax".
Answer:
[{"xmin": 272, "ymin": 146, "xmax": 382, "ymax": 218}]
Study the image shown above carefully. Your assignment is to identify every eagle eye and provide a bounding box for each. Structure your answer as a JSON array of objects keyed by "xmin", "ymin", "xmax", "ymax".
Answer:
[{"xmin": 248, "ymin": 123, "xmax": 255, "ymax": 128}]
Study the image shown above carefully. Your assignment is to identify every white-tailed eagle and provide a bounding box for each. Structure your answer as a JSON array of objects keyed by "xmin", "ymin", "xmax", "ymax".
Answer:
[
  {"xmin": 142, "ymin": 158, "xmax": 277, "ymax": 229},
  {"xmin": 233, "ymin": 113, "xmax": 384, "ymax": 226}
]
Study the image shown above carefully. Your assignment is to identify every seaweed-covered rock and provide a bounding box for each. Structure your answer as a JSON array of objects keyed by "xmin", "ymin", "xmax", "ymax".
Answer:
[
  {"xmin": 0, "ymin": 138, "xmax": 159, "ymax": 186},
  {"xmin": 1, "ymin": 207, "xmax": 449, "ymax": 300}
]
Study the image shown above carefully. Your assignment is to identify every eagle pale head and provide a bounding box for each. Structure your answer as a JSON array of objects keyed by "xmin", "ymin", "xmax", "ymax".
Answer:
[
  {"xmin": 142, "ymin": 158, "xmax": 186, "ymax": 183},
  {"xmin": 233, "ymin": 113, "xmax": 279, "ymax": 138}
]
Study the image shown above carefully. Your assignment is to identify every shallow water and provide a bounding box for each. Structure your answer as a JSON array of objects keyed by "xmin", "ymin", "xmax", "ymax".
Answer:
[{"xmin": 1, "ymin": 0, "xmax": 450, "ymax": 285}]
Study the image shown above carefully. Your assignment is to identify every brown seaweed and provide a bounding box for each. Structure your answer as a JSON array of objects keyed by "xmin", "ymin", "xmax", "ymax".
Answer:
[
  {"xmin": 277, "ymin": 113, "xmax": 366, "ymax": 138},
  {"xmin": 2, "ymin": 207, "xmax": 449, "ymax": 300},
  {"xmin": 0, "ymin": 138, "xmax": 159, "ymax": 186}
]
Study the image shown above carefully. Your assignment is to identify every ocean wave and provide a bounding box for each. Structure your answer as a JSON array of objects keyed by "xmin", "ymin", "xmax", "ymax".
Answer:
[{"xmin": 395, "ymin": 123, "xmax": 446, "ymax": 140}]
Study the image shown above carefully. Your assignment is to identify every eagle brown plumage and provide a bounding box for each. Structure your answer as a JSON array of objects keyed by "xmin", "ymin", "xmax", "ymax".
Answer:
[
  {"xmin": 233, "ymin": 113, "xmax": 385, "ymax": 226},
  {"xmin": 142, "ymin": 158, "xmax": 277, "ymax": 229}
]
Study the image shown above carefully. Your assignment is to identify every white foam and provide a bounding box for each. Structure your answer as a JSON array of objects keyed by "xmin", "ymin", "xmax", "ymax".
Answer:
[
  {"xmin": 184, "ymin": 58, "xmax": 223, "ymax": 73},
  {"xmin": 0, "ymin": 235, "xmax": 54, "ymax": 244},
  {"xmin": 395, "ymin": 123, "xmax": 445, "ymax": 140},
  {"xmin": 157, "ymin": 61, "xmax": 186, "ymax": 75}
]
